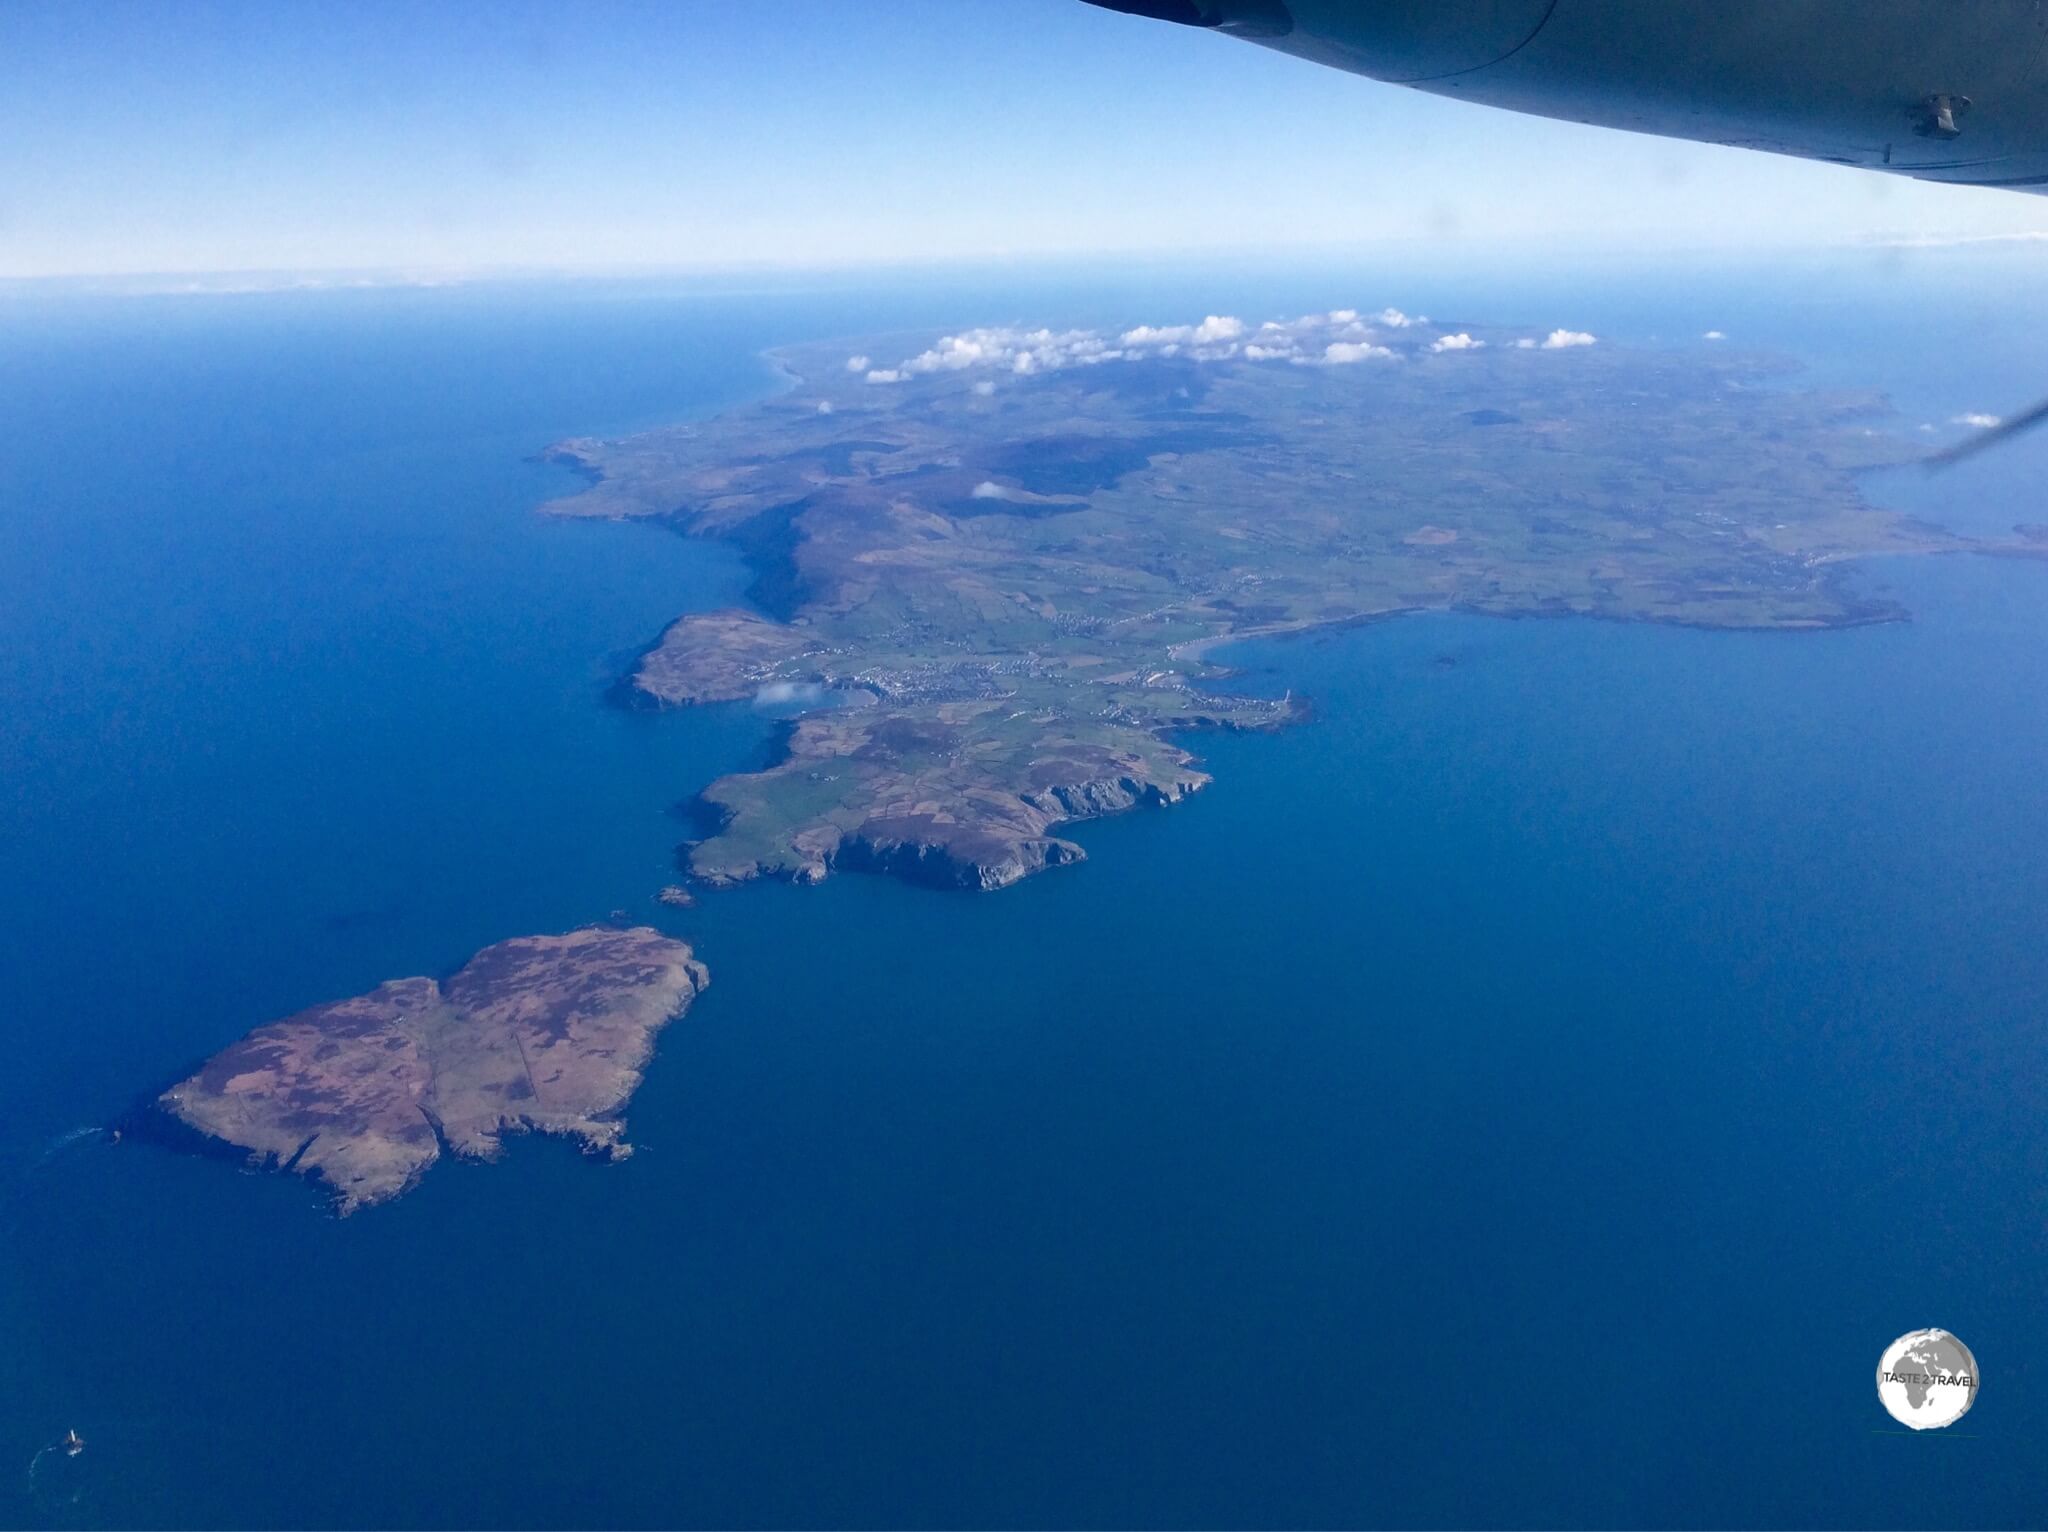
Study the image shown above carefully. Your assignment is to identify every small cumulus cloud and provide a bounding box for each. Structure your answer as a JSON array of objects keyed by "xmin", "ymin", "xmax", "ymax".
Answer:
[
  {"xmin": 900, "ymin": 326, "xmax": 1117, "ymax": 378},
  {"xmin": 858, "ymin": 306, "xmax": 1493, "ymax": 383},
  {"xmin": 1541, "ymin": 329, "xmax": 1597, "ymax": 349},
  {"xmin": 1117, "ymin": 315, "xmax": 1243, "ymax": 354},
  {"xmin": 816, "ymin": 400, "xmax": 834, "ymax": 414},
  {"xmin": 1319, "ymin": 341, "xmax": 1398, "ymax": 365},
  {"xmin": 1952, "ymin": 412, "xmax": 2002, "ymax": 429},
  {"xmin": 753, "ymin": 681, "xmax": 835, "ymax": 710},
  {"xmin": 845, "ymin": 355, "xmax": 870, "ymax": 372},
  {"xmin": 970, "ymin": 481, "xmax": 1006, "ymax": 499},
  {"xmin": 1702, "ymin": 330, "xmax": 1726, "ymax": 341}
]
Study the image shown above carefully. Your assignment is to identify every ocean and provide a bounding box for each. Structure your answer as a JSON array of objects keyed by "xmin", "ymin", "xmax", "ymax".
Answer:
[{"xmin": 2, "ymin": 250, "xmax": 2046, "ymax": 1527}]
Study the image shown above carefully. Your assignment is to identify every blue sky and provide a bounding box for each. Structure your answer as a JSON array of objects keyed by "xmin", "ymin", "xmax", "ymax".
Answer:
[{"xmin": 6, "ymin": 0, "xmax": 2048, "ymax": 279}]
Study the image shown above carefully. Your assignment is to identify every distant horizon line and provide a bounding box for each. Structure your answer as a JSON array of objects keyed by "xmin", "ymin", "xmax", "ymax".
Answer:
[{"xmin": 5, "ymin": 230, "xmax": 2046, "ymax": 298}]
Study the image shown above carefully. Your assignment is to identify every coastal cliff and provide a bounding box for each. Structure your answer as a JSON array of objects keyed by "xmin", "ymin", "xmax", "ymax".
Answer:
[{"xmin": 157, "ymin": 927, "xmax": 708, "ymax": 1213}]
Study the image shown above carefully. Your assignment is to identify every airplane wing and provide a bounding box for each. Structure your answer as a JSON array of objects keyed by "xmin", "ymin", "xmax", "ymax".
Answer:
[{"xmin": 1082, "ymin": 0, "xmax": 2048, "ymax": 193}]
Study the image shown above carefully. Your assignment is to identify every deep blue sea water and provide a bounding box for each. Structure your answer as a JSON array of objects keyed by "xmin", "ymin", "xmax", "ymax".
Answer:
[{"xmin": 3, "ymin": 251, "xmax": 2047, "ymax": 1528}]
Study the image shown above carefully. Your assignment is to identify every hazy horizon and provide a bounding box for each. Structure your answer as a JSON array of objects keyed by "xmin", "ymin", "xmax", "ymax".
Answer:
[{"xmin": 8, "ymin": 0, "xmax": 2048, "ymax": 282}]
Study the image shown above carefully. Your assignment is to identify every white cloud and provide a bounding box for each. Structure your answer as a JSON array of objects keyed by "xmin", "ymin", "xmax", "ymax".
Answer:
[
  {"xmin": 816, "ymin": 400, "xmax": 834, "ymax": 413},
  {"xmin": 898, "ymin": 325, "xmax": 1115, "ymax": 379},
  {"xmin": 906, "ymin": 333, "xmax": 996, "ymax": 370},
  {"xmin": 845, "ymin": 354, "xmax": 870, "ymax": 372},
  {"xmin": 854, "ymin": 307, "xmax": 1503, "ymax": 382},
  {"xmin": 753, "ymin": 681, "xmax": 833, "ymax": 709},
  {"xmin": 971, "ymin": 480, "xmax": 1005, "ymax": 499},
  {"xmin": 1319, "ymin": 340, "xmax": 1397, "ymax": 365},
  {"xmin": 1116, "ymin": 315, "xmax": 1241, "ymax": 352},
  {"xmin": 1702, "ymin": 330, "xmax": 1726, "ymax": 340},
  {"xmin": 1952, "ymin": 412, "xmax": 2002, "ymax": 429},
  {"xmin": 862, "ymin": 317, "xmax": 1262, "ymax": 380},
  {"xmin": 1513, "ymin": 338, "xmax": 1538, "ymax": 349},
  {"xmin": 1541, "ymin": 329, "xmax": 1597, "ymax": 349}
]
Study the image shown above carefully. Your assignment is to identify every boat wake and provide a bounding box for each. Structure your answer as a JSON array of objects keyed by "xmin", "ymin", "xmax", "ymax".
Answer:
[
  {"xmin": 25, "ymin": 1440, "xmax": 77, "ymax": 1494},
  {"xmin": 0, "ymin": 1128, "xmax": 104, "ymax": 1254},
  {"xmin": 35, "ymin": 1127, "xmax": 101, "ymax": 1167}
]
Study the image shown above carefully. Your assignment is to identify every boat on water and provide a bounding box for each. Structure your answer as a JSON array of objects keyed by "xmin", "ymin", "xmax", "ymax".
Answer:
[{"xmin": 61, "ymin": 1430, "xmax": 84, "ymax": 1458}]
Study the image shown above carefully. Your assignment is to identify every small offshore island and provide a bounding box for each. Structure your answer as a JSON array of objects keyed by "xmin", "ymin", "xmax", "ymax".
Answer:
[
  {"xmin": 157, "ymin": 928, "xmax": 707, "ymax": 1212},
  {"xmin": 158, "ymin": 305, "xmax": 2035, "ymax": 1210},
  {"xmin": 544, "ymin": 308, "xmax": 2023, "ymax": 893}
]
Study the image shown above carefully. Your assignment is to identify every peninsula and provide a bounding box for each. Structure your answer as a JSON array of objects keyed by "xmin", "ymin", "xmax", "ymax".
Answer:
[
  {"xmin": 543, "ymin": 309, "xmax": 1992, "ymax": 893},
  {"xmin": 154, "ymin": 306, "xmax": 2027, "ymax": 1212}
]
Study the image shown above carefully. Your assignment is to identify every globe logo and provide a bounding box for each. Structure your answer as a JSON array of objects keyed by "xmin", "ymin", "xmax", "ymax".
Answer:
[{"xmin": 1876, "ymin": 1329, "xmax": 1979, "ymax": 1430}]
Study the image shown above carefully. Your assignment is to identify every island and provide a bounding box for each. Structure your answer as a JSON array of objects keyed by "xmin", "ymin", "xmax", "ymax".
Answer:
[
  {"xmin": 155, "ymin": 927, "xmax": 708, "ymax": 1213},
  {"xmin": 542, "ymin": 308, "xmax": 2011, "ymax": 893},
  {"xmin": 150, "ymin": 305, "xmax": 2037, "ymax": 1213}
]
